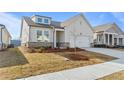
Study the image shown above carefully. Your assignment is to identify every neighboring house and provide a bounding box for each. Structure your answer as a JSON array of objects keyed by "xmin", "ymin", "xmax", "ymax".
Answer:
[
  {"xmin": 0, "ymin": 24, "xmax": 11, "ymax": 50},
  {"xmin": 93, "ymin": 23, "xmax": 124, "ymax": 47},
  {"xmin": 20, "ymin": 14, "xmax": 94, "ymax": 48},
  {"xmin": 11, "ymin": 39, "xmax": 21, "ymax": 47}
]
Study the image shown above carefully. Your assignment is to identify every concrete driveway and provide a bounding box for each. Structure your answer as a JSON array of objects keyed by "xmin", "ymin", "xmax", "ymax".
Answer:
[{"xmin": 20, "ymin": 48, "xmax": 124, "ymax": 80}]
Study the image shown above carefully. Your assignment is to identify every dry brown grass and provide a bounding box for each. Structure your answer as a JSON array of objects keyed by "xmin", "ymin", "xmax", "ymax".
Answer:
[
  {"xmin": 99, "ymin": 70, "xmax": 124, "ymax": 80},
  {"xmin": 0, "ymin": 47, "xmax": 117, "ymax": 80}
]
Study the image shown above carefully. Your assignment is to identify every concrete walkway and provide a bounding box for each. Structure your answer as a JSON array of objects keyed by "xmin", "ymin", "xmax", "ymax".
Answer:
[{"xmin": 21, "ymin": 48, "xmax": 124, "ymax": 80}]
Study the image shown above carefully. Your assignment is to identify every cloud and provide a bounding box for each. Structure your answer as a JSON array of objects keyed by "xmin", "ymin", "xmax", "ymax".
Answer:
[
  {"xmin": 0, "ymin": 12, "xmax": 21, "ymax": 39},
  {"xmin": 112, "ymin": 12, "xmax": 124, "ymax": 22}
]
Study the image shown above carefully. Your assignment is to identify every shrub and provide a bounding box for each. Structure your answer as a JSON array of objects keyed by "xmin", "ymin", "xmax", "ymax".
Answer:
[
  {"xmin": 39, "ymin": 47, "xmax": 45, "ymax": 53},
  {"xmin": 66, "ymin": 47, "xmax": 70, "ymax": 50},
  {"xmin": 27, "ymin": 48, "xmax": 35, "ymax": 53},
  {"xmin": 35, "ymin": 46, "xmax": 41, "ymax": 49}
]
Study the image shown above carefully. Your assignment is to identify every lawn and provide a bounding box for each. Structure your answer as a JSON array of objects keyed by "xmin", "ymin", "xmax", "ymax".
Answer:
[
  {"xmin": 0, "ymin": 48, "xmax": 28, "ymax": 68},
  {"xmin": 110, "ymin": 48, "xmax": 124, "ymax": 51},
  {"xmin": 0, "ymin": 47, "xmax": 116, "ymax": 80},
  {"xmin": 99, "ymin": 70, "xmax": 124, "ymax": 80}
]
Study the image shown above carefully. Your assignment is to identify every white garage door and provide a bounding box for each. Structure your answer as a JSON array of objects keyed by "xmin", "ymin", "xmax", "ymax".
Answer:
[{"xmin": 76, "ymin": 36, "xmax": 90, "ymax": 48}]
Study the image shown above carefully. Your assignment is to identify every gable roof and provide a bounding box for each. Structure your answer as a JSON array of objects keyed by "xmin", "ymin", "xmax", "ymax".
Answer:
[
  {"xmin": 61, "ymin": 13, "xmax": 94, "ymax": 31},
  {"xmin": 23, "ymin": 16, "xmax": 52, "ymax": 28},
  {"xmin": 23, "ymin": 16, "xmax": 64, "ymax": 29},
  {"xmin": 94, "ymin": 23, "xmax": 114, "ymax": 32},
  {"xmin": 94, "ymin": 23, "xmax": 124, "ymax": 35}
]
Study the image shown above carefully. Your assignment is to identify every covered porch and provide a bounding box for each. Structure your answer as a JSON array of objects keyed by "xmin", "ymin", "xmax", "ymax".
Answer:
[
  {"xmin": 53, "ymin": 28, "xmax": 69, "ymax": 48},
  {"xmin": 96, "ymin": 32, "xmax": 123, "ymax": 47}
]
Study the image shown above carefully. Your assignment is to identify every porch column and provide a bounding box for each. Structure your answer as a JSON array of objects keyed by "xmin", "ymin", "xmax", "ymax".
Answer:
[
  {"xmin": 97, "ymin": 35, "xmax": 99, "ymax": 44},
  {"xmin": 107, "ymin": 34, "xmax": 110, "ymax": 45},
  {"xmin": 103, "ymin": 33, "xmax": 106, "ymax": 44},
  {"xmin": 117, "ymin": 38, "xmax": 119, "ymax": 45},
  {"xmin": 54, "ymin": 30, "xmax": 56, "ymax": 48},
  {"xmin": 112, "ymin": 34, "xmax": 114, "ymax": 46}
]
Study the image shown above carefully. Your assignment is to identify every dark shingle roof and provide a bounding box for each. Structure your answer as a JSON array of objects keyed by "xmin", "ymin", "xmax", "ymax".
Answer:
[
  {"xmin": 23, "ymin": 16, "xmax": 64, "ymax": 29},
  {"xmin": 23, "ymin": 16, "xmax": 52, "ymax": 28},
  {"xmin": 51, "ymin": 21, "xmax": 64, "ymax": 29}
]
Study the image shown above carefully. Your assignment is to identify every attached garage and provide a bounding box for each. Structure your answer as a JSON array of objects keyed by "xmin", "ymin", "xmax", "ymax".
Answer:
[
  {"xmin": 69, "ymin": 35, "xmax": 91, "ymax": 48},
  {"xmin": 76, "ymin": 36, "xmax": 90, "ymax": 48},
  {"xmin": 61, "ymin": 14, "xmax": 94, "ymax": 48}
]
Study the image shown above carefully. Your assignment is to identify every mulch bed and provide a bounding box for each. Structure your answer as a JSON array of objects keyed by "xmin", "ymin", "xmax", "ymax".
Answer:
[
  {"xmin": 25, "ymin": 47, "xmax": 85, "ymax": 53},
  {"xmin": 45, "ymin": 48, "xmax": 85, "ymax": 53},
  {"xmin": 65, "ymin": 53, "xmax": 89, "ymax": 61}
]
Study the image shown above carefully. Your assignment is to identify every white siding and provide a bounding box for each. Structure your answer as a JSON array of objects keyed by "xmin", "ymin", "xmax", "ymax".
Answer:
[
  {"xmin": 64, "ymin": 15, "xmax": 93, "ymax": 48},
  {"xmin": 0, "ymin": 26, "xmax": 11, "ymax": 50},
  {"xmin": 30, "ymin": 27, "xmax": 54, "ymax": 42},
  {"xmin": 21, "ymin": 19, "xmax": 30, "ymax": 44},
  {"xmin": 56, "ymin": 31, "xmax": 65, "ymax": 42},
  {"xmin": 31, "ymin": 16, "xmax": 51, "ymax": 25},
  {"xmin": 0, "ymin": 29, "xmax": 1, "ymax": 44}
]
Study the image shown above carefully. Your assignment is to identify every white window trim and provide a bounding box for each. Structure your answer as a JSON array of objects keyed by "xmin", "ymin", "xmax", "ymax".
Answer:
[
  {"xmin": 44, "ymin": 30, "xmax": 49, "ymax": 38},
  {"xmin": 44, "ymin": 18, "xmax": 49, "ymax": 24},
  {"xmin": 37, "ymin": 18, "xmax": 43, "ymax": 23}
]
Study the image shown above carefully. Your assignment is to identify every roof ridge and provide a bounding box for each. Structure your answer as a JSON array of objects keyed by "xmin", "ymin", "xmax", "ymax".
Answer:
[{"xmin": 94, "ymin": 22, "xmax": 114, "ymax": 28}]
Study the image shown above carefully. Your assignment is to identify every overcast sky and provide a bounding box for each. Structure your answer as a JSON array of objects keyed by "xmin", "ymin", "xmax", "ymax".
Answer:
[{"xmin": 0, "ymin": 12, "xmax": 124, "ymax": 39}]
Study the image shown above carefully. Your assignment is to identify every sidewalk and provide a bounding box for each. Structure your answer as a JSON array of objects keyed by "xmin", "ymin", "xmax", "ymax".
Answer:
[{"xmin": 20, "ymin": 48, "xmax": 124, "ymax": 80}]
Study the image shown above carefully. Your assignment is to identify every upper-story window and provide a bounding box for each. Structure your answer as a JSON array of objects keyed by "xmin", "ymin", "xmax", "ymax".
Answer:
[
  {"xmin": 37, "ymin": 18, "xmax": 42, "ymax": 23},
  {"xmin": 44, "ymin": 19, "xmax": 49, "ymax": 24}
]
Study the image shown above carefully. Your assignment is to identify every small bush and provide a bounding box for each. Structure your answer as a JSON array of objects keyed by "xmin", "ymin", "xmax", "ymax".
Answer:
[
  {"xmin": 27, "ymin": 48, "xmax": 35, "ymax": 53},
  {"xmin": 39, "ymin": 47, "xmax": 45, "ymax": 53},
  {"xmin": 35, "ymin": 47, "xmax": 41, "ymax": 49},
  {"xmin": 66, "ymin": 47, "xmax": 70, "ymax": 50}
]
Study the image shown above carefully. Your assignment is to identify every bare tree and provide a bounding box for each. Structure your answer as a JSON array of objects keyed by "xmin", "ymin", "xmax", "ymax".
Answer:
[{"xmin": 70, "ymin": 26, "xmax": 81, "ymax": 54}]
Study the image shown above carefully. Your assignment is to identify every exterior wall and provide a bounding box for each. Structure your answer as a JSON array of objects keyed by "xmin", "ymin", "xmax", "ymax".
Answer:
[
  {"xmin": 56, "ymin": 31, "xmax": 65, "ymax": 42},
  {"xmin": 29, "ymin": 27, "xmax": 54, "ymax": 42},
  {"xmin": 0, "ymin": 28, "xmax": 1, "ymax": 44},
  {"xmin": 94, "ymin": 28, "xmax": 124, "ymax": 47},
  {"xmin": 118, "ymin": 35, "xmax": 124, "ymax": 46},
  {"xmin": 0, "ymin": 29, "xmax": 1, "ymax": 50},
  {"xmin": 21, "ymin": 19, "xmax": 30, "ymax": 45},
  {"xmin": 63, "ymin": 15, "xmax": 93, "ymax": 48},
  {"xmin": 2, "ymin": 29, "xmax": 10, "ymax": 45},
  {"xmin": 27, "ymin": 42, "xmax": 53, "ymax": 48},
  {"xmin": 0, "ymin": 27, "xmax": 11, "ymax": 50}
]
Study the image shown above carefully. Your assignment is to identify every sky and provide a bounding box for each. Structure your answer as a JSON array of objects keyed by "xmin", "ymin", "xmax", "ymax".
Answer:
[{"xmin": 0, "ymin": 12, "xmax": 124, "ymax": 39}]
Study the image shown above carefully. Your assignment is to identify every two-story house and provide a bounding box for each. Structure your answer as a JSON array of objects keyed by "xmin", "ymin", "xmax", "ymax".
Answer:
[{"xmin": 20, "ymin": 14, "xmax": 94, "ymax": 48}]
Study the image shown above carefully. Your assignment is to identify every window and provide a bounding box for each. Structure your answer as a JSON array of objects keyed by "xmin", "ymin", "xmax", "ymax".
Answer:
[
  {"xmin": 37, "ymin": 30, "xmax": 42, "ymax": 39},
  {"xmin": 44, "ymin": 19, "xmax": 49, "ymax": 24},
  {"xmin": 44, "ymin": 31, "xmax": 49, "ymax": 38},
  {"xmin": 37, "ymin": 18, "xmax": 42, "ymax": 23}
]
